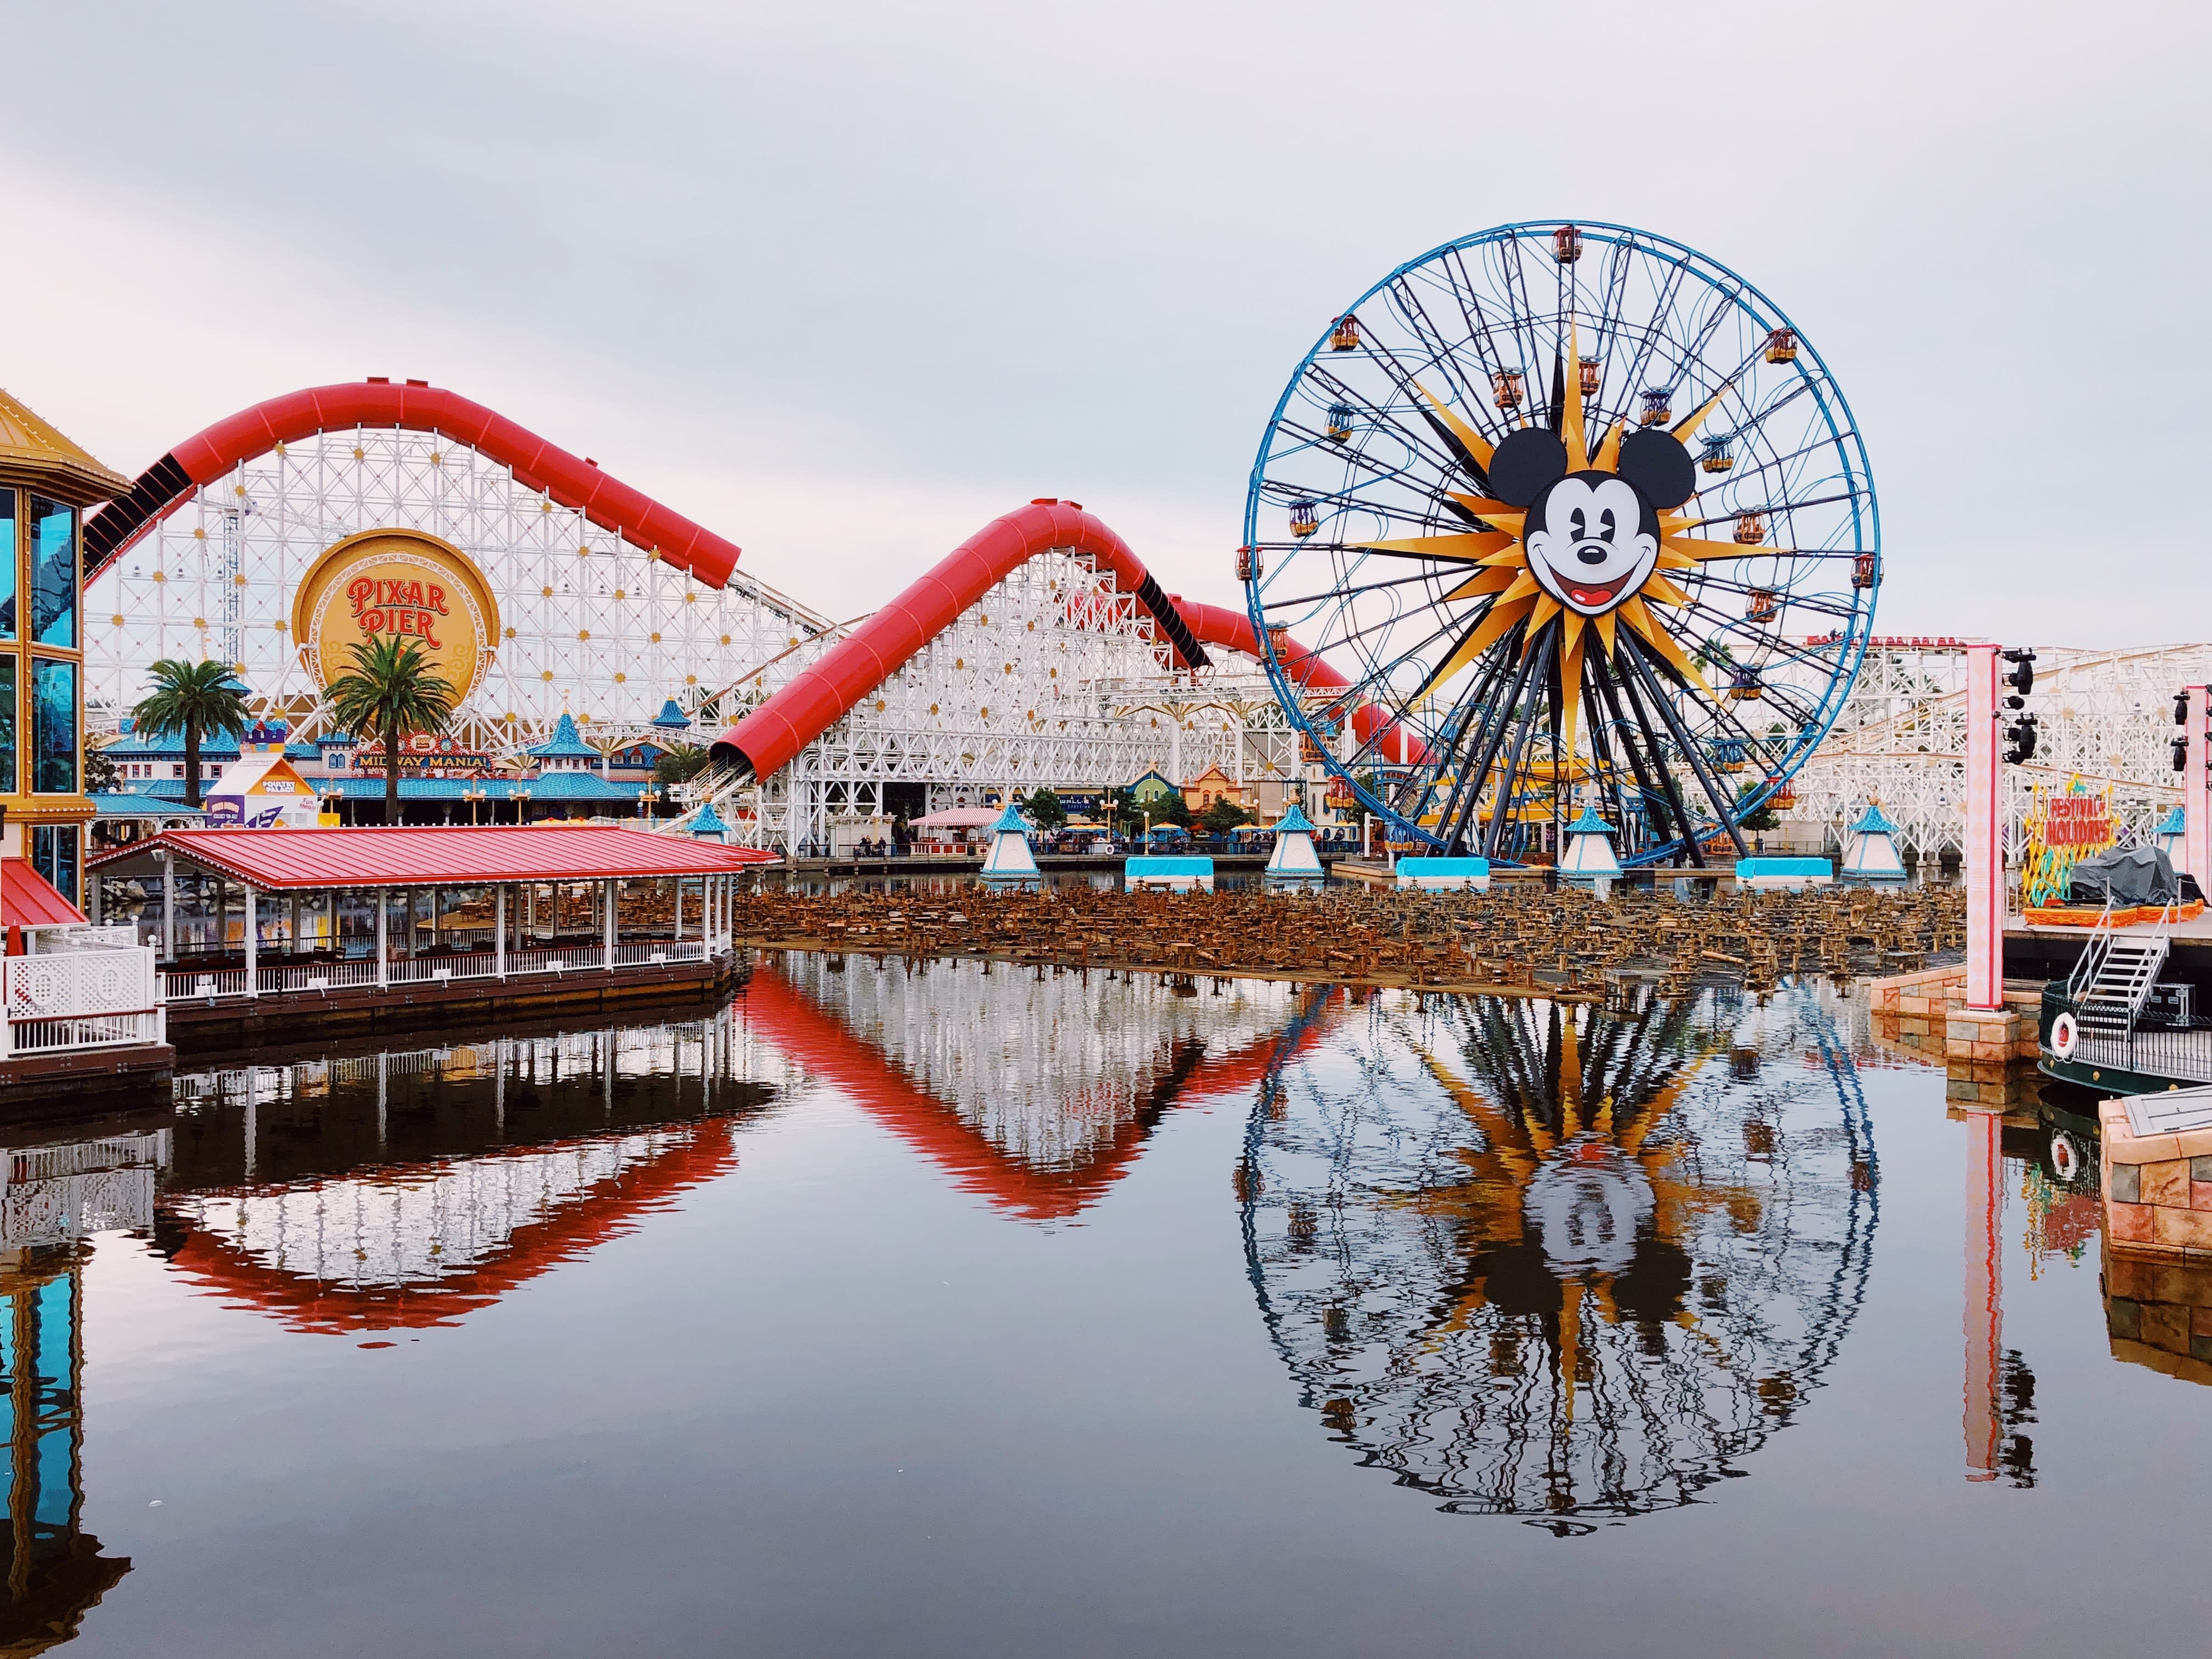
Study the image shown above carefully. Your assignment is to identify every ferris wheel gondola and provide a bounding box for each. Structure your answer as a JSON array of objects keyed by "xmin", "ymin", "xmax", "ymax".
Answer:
[{"xmin": 1242, "ymin": 222, "xmax": 1878, "ymax": 863}]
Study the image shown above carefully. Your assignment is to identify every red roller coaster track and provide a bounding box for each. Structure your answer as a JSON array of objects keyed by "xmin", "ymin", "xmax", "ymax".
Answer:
[
  {"xmin": 88, "ymin": 382, "xmax": 1409, "ymax": 772},
  {"xmin": 82, "ymin": 378, "xmax": 744, "ymax": 589}
]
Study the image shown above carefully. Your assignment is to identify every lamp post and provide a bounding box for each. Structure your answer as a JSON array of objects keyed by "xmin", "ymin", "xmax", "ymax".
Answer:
[
  {"xmin": 464, "ymin": 785, "xmax": 486, "ymax": 827},
  {"xmin": 516, "ymin": 787, "xmax": 532, "ymax": 826}
]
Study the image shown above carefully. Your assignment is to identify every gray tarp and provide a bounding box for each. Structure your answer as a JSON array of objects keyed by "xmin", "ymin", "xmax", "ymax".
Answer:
[{"xmin": 2067, "ymin": 844, "xmax": 2180, "ymax": 906}]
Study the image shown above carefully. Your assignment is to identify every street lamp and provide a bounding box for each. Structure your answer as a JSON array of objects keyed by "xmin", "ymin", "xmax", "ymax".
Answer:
[{"xmin": 516, "ymin": 787, "xmax": 532, "ymax": 826}]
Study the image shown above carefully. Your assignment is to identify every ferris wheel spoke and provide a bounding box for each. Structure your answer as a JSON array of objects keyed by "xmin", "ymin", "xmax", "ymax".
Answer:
[
  {"xmin": 1259, "ymin": 565, "xmax": 1468, "ymax": 613},
  {"xmin": 1431, "ymin": 250, "xmax": 1521, "ymax": 427},
  {"xmin": 1611, "ymin": 261, "xmax": 1691, "ymax": 422},
  {"xmin": 1299, "ymin": 363, "xmax": 1472, "ymax": 484}
]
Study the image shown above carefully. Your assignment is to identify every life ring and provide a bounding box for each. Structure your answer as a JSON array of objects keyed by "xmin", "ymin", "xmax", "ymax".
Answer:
[
  {"xmin": 2051, "ymin": 1011, "xmax": 2079, "ymax": 1059},
  {"xmin": 2051, "ymin": 1130, "xmax": 2084, "ymax": 1186}
]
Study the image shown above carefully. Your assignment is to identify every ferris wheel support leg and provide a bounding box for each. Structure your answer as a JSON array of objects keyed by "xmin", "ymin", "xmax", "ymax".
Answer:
[
  {"xmin": 1594, "ymin": 651, "xmax": 1691, "ymax": 862},
  {"xmin": 1963, "ymin": 645, "xmax": 2003, "ymax": 1012},
  {"xmin": 1621, "ymin": 636, "xmax": 1748, "ymax": 861},
  {"xmin": 1482, "ymin": 633, "xmax": 1558, "ymax": 860},
  {"xmin": 1440, "ymin": 637, "xmax": 1542, "ymax": 855}
]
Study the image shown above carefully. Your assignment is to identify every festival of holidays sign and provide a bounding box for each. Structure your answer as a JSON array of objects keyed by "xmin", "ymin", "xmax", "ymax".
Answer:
[
  {"xmin": 2021, "ymin": 781, "xmax": 2116, "ymax": 907},
  {"xmin": 290, "ymin": 529, "xmax": 500, "ymax": 703}
]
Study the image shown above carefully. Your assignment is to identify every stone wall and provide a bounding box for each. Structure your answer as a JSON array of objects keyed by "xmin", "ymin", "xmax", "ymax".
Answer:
[
  {"xmin": 2097, "ymin": 1098, "xmax": 2212, "ymax": 1259},
  {"xmin": 1867, "ymin": 964, "xmax": 2041, "ymax": 1103}
]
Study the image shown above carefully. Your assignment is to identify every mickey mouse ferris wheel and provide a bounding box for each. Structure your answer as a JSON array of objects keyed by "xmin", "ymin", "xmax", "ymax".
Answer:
[{"xmin": 1242, "ymin": 221, "xmax": 1878, "ymax": 861}]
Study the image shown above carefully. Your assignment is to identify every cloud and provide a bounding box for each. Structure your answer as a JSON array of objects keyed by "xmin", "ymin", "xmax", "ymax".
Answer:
[{"xmin": 4, "ymin": 0, "xmax": 2206, "ymax": 646}]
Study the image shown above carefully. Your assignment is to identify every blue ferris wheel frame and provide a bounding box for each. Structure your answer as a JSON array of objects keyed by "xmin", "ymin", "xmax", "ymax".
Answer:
[{"xmin": 1241, "ymin": 220, "xmax": 1880, "ymax": 862}]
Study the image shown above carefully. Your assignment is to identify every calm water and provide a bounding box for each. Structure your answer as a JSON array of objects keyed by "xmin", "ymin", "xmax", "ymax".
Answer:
[{"xmin": 6, "ymin": 957, "xmax": 2208, "ymax": 1655}]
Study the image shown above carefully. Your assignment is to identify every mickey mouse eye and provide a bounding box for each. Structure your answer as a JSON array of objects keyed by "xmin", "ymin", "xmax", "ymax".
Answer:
[
  {"xmin": 1599, "ymin": 507, "xmax": 1617, "ymax": 541},
  {"xmin": 1569, "ymin": 507, "xmax": 1587, "ymax": 538}
]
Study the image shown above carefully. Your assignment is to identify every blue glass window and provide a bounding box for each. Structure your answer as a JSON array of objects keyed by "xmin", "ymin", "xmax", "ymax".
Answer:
[
  {"xmin": 0, "ymin": 656, "xmax": 13, "ymax": 794},
  {"xmin": 30, "ymin": 496, "xmax": 75, "ymax": 647},
  {"xmin": 0, "ymin": 488, "xmax": 15, "ymax": 639},
  {"xmin": 32, "ymin": 657, "xmax": 76, "ymax": 794},
  {"xmin": 31, "ymin": 825, "xmax": 79, "ymax": 908}
]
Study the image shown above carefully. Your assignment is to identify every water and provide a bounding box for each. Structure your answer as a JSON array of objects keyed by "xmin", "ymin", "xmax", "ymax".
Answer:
[{"xmin": 8, "ymin": 958, "xmax": 2209, "ymax": 1655}]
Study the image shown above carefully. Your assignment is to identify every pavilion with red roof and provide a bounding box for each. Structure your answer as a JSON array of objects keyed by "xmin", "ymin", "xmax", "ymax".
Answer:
[{"xmin": 88, "ymin": 825, "xmax": 775, "ymax": 1040}]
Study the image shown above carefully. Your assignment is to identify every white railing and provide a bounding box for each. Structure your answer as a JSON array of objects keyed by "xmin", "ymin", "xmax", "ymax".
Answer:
[
  {"xmin": 505, "ymin": 945, "xmax": 611, "ymax": 977},
  {"xmin": 252, "ymin": 960, "xmax": 382, "ymax": 995},
  {"xmin": 614, "ymin": 940, "xmax": 708, "ymax": 967},
  {"xmin": 7, "ymin": 1011, "xmax": 166, "ymax": 1054},
  {"xmin": 161, "ymin": 967, "xmax": 249, "ymax": 1001}
]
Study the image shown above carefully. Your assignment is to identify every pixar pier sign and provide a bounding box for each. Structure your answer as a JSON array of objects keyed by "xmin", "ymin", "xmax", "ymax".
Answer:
[
  {"xmin": 292, "ymin": 528, "xmax": 502, "ymax": 706},
  {"xmin": 346, "ymin": 574, "xmax": 458, "ymax": 648}
]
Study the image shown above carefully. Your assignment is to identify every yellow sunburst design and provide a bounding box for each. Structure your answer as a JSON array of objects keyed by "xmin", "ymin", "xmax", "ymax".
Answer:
[{"xmin": 1352, "ymin": 321, "xmax": 1795, "ymax": 771}]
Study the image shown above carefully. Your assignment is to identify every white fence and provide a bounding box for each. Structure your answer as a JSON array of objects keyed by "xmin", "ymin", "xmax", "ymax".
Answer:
[
  {"xmin": 2, "ymin": 936, "xmax": 166, "ymax": 1059},
  {"xmin": 155, "ymin": 938, "xmax": 715, "ymax": 1003}
]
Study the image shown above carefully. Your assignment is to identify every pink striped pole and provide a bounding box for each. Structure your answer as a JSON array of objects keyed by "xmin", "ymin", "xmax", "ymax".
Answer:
[
  {"xmin": 1964, "ymin": 644, "xmax": 2004, "ymax": 1012},
  {"xmin": 2186, "ymin": 686, "xmax": 2209, "ymax": 889}
]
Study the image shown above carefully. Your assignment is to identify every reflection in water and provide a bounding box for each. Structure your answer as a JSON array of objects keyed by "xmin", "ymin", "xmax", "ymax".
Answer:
[
  {"xmin": 0, "ymin": 1129, "xmax": 162, "ymax": 1650},
  {"xmin": 1240, "ymin": 984, "xmax": 1878, "ymax": 1531},
  {"xmin": 748, "ymin": 956, "xmax": 1341, "ymax": 1220},
  {"xmin": 154, "ymin": 1014, "xmax": 781, "ymax": 1333}
]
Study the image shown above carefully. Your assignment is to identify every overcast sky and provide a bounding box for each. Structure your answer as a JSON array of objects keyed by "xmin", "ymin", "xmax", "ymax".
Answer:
[{"xmin": 3, "ymin": 0, "xmax": 2203, "ymax": 645}]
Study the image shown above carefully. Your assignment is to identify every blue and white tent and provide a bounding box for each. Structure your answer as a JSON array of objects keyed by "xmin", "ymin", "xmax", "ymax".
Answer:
[
  {"xmin": 1840, "ymin": 802, "xmax": 1908, "ymax": 883},
  {"xmin": 1558, "ymin": 804, "xmax": 1622, "ymax": 884},
  {"xmin": 1264, "ymin": 800, "xmax": 1325, "ymax": 888},
  {"xmin": 979, "ymin": 802, "xmax": 1041, "ymax": 887}
]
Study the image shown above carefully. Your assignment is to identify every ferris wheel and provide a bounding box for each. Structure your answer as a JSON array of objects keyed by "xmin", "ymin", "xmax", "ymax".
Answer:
[{"xmin": 1242, "ymin": 221, "xmax": 1878, "ymax": 861}]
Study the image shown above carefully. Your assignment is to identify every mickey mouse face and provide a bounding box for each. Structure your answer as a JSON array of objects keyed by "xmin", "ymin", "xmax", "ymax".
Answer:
[
  {"xmin": 1525, "ymin": 473, "xmax": 1658, "ymax": 616},
  {"xmin": 1486, "ymin": 425, "xmax": 1698, "ymax": 619}
]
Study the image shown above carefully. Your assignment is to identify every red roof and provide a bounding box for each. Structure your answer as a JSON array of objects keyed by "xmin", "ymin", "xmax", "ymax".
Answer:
[
  {"xmin": 1, "ymin": 857, "xmax": 88, "ymax": 927},
  {"xmin": 91, "ymin": 826, "xmax": 776, "ymax": 890}
]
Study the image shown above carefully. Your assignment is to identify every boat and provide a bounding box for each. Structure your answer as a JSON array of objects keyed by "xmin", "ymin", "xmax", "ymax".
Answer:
[{"xmin": 2037, "ymin": 902, "xmax": 2212, "ymax": 1093}]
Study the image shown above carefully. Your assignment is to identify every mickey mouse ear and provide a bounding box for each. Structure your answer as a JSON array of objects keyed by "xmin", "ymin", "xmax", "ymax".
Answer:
[
  {"xmin": 1616, "ymin": 429, "xmax": 1697, "ymax": 510},
  {"xmin": 1486, "ymin": 428, "xmax": 1568, "ymax": 508}
]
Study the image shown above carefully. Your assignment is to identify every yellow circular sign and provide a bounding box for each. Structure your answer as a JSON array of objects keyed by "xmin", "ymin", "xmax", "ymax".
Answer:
[{"xmin": 291, "ymin": 529, "xmax": 500, "ymax": 704}]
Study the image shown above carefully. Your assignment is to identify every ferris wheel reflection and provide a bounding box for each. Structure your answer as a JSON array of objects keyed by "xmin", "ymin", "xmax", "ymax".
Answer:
[{"xmin": 1239, "ymin": 981, "xmax": 1880, "ymax": 1531}]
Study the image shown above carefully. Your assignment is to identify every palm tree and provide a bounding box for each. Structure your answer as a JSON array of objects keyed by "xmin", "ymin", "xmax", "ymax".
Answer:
[
  {"xmin": 132, "ymin": 659, "xmax": 250, "ymax": 808},
  {"xmin": 324, "ymin": 636, "xmax": 458, "ymax": 825}
]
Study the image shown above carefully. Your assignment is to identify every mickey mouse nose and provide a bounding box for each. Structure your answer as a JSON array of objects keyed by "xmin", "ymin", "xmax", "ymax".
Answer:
[{"xmin": 1576, "ymin": 545, "xmax": 1610, "ymax": 566}]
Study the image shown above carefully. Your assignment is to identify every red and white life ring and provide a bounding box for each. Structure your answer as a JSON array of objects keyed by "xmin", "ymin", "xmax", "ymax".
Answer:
[
  {"xmin": 2051, "ymin": 1130, "xmax": 2085, "ymax": 1185},
  {"xmin": 2050, "ymin": 1011, "xmax": 2079, "ymax": 1060}
]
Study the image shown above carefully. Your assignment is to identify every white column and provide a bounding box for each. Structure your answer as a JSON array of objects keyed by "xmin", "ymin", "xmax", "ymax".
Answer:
[
  {"xmin": 603, "ymin": 879, "xmax": 616, "ymax": 969},
  {"xmin": 89, "ymin": 873, "xmax": 103, "ymax": 926},
  {"xmin": 244, "ymin": 885, "xmax": 259, "ymax": 996},
  {"xmin": 287, "ymin": 892, "xmax": 300, "ymax": 955},
  {"xmin": 375, "ymin": 887, "xmax": 388, "ymax": 989},
  {"xmin": 1963, "ymin": 642, "xmax": 2002, "ymax": 1012},
  {"xmin": 674, "ymin": 879, "xmax": 685, "ymax": 941},
  {"xmin": 495, "ymin": 884, "xmax": 507, "ymax": 979},
  {"xmin": 162, "ymin": 859, "xmax": 176, "ymax": 961}
]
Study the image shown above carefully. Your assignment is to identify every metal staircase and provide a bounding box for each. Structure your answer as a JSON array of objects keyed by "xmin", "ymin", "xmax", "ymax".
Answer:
[{"xmin": 2067, "ymin": 904, "xmax": 2171, "ymax": 1035}]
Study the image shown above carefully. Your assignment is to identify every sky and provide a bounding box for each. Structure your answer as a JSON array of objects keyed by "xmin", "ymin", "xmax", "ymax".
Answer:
[{"xmin": 3, "ymin": 0, "xmax": 2204, "ymax": 646}]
